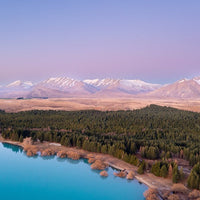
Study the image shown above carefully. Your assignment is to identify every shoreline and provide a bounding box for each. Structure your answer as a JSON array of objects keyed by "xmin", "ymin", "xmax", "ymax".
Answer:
[{"xmin": 0, "ymin": 137, "xmax": 173, "ymax": 197}]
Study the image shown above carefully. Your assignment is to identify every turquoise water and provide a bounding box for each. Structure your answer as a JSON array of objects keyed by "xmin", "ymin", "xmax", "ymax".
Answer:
[{"xmin": 0, "ymin": 143, "xmax": 147, "ymax": 200}]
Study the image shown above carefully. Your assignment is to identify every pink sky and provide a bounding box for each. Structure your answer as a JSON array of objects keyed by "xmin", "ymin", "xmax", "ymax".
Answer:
[{"xmin": 0, "ymin": 1, "xmax": 199, "ymax": 84}]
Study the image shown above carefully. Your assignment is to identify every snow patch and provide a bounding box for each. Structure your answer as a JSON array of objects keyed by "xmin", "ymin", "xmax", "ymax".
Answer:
[
  {"xmin": 6, "ymin": 80, "xmax": 34, "ymax": 89},
  {"xmin": 42, "ymin": 77, "xmax": 81, "ymax": 89},
  {"xmin": 193, "ymin": 77, "xmax": 200, "ymax": 85},
  {"xmin": 7, "ymin": 80, "xmax": 22, "ymax": 87},
  {"xmin": 83, "ymin": 79, "xmax": 119, "ymax": 88},
  {"xmin": 178, "ymin": 79, "xmax": 189, "ymax": 83}
]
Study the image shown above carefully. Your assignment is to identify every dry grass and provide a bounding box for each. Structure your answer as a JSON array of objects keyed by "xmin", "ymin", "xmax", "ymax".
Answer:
[
  {"xmin": 188, "ymin": 189, "xmax": 200, "ymax": 199},
  {"xmin": 171, "ymin": 184, "xmax": 189, "ymax": 194},
  {"xmin": 114, "ymin": 171, "xmax": 127, "ymax": 178},
  {"xmin": 143, "ymin": 188, "xmax": 160, "ymax": 200},
  {"xmin": 100, "ymin": 171, "xmax": 108, "ymax": 177},
  {"xmin": 126, "ymin": 171, "xmax": 135, "ymax": 180},
  {"xmin": 91, "ymin": 159, "xmax": 108, "ymax": 170},
  {"xmin": 23, "ymin": 145, "xmax": 38, "ymax": 156},
  {"xmin": 66, "ymin": 151, "xmax": 80, "ymax": 160},
  {"xmin": 168, "ymin": 194, "xmax": 180, "ymax": 200},
  {"xmin": 41, "ymin": 148, "xmax": 56, "ymax": 156},
  {"xmin": 88, "ymin": 157, "xmax": 95, "ymax": 163},
  {"xmin": 57, "ymin": 150, "xmax": 67, "ymax": 158},
  {"xmin": 0, "ymin": 98, "xmax": 200, "ymax": 112}
]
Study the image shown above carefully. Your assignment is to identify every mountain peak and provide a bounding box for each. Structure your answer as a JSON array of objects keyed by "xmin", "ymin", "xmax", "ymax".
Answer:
[
  {"xmin": 41, "ymin": 77, "xmax": 82, "ymax": 88},
  {"xmin": 147, "ymin": 77, "xmax": 200, "ymax": 98},
  {"xmin": 0, "ymin": 76, "xmax": 200, "ymax": 99},
  {"xmin": 6, "ymin": 80, "xmax": 22, "ymax": 88},
  {"xmin": 178, "ymin": 79, "xmax": 188, "ymax": 83},
  {"xmin": 6, "ymin": 80, "xmax": 33, "ymax": 89},
  {"xmin": 84, "ymin": 78, "xmax": 119, "ymax": 88},
  {"xmin": 193, "ymin": 77, "xmax": 200, "ymax": 85}
]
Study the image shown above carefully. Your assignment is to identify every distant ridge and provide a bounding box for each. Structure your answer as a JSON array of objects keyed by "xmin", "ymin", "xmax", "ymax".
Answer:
[
  {"xmin": 145, "ymin": 77, "xmax": 200, "ymax": 99},
  {"xmin": 0, "ymin": 76, "xmax": 200, "ymax": 99}
]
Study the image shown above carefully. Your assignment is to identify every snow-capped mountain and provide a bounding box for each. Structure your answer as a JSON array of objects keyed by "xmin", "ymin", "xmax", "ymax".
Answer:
[
  {"xmin": 31, "ymin": 77, "xmax": 160, "ymax": 98},
  {"xmin": 27, "ymin": 77, "xmax": 97, "ymax": 98},
  {"xmin": 6, "ymin": 80, "xmax": 33, "ymax": 90},
  {"xmin": 0, "ymin": 76, "xmax": 200, "ymax": 99},
  {"xmin": 119, "ymin": 79, "xmax": 161, "ymax": 93},
  {"xmin": 193, "ymin": 77, "xmax": 200, "ymax": 85},
  {"xmin": 84, "ymin": 79, "xmax": 119, "ymax": 89},
  {"xmin": 0, "ymin": 80, "xmax": 34, "ymax": 98},
  {"xmin": 146, "ymin": 78, "xmax": 200, "ymax": 98},
  {"xmin": 84, "ymin": 78, "xmax": 161, "ymax": 94},
  {"xmin": 39, "ymin": 77, "xmax": 82, "ymax": 91}
]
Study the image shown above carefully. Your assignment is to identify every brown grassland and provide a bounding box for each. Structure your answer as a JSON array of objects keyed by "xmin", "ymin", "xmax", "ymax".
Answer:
[{"xmin": 0, "ymin": 97, "xmax": 200, "ymax": 112}]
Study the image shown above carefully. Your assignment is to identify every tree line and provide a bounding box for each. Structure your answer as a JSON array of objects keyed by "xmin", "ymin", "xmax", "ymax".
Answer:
[{"xmin": 0, "ymin": 105, "xmax": 200, "ymax": 188}]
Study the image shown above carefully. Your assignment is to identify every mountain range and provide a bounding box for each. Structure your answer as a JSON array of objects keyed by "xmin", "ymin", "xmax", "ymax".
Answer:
[{"xmin": 0, "ymin": 77, "xmax": 200, "ymax": 99}]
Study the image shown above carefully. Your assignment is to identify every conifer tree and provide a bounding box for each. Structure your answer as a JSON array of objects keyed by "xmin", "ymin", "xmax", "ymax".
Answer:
[
  {"xmin": 160, "ymin": 165, "xmax": 168, "ymax": 178},
  {"xmin": 172, "ymin": 164, "xmax": 180, "ymax": 183}
]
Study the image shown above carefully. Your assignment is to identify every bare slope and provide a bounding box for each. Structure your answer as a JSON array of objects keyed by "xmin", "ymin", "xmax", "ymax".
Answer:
[{"xmin": 146, "ymin": 79, "xmax": 200, "ymax": 99}]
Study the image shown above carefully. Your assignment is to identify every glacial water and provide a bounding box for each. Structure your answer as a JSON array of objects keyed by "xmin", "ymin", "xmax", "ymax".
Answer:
[{"xmin": 0, "ymin": 143, "xmax": 147, "ymax": 200}]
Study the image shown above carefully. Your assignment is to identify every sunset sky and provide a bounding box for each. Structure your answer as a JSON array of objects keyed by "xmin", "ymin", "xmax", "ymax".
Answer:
[{"xmin": 0, "ymin": 0, "xmax": 199, "ymax": 84}]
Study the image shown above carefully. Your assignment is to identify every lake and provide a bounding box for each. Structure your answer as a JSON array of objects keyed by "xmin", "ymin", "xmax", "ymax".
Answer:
[{"xmin": 0, "ymin": 143, "xmax": 147, "ymax": 200}]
